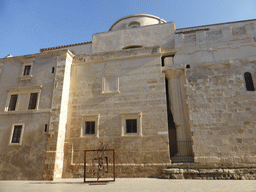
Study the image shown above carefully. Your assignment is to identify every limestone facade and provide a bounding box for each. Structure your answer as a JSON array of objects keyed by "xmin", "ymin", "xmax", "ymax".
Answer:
[{"xmin": 0, "ymin": 14, "xmax": 256, "ymax": 180}]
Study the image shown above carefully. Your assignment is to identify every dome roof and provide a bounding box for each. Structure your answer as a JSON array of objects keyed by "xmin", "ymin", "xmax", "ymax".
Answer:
[{"xmin": 109, "ymin": 14, "xmax": 166, "ymax": 31}]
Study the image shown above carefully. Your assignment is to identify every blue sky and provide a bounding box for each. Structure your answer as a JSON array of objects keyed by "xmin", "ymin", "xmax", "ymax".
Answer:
[{"xmin": 0, "ymin": 0, "xmax": 256, "ymax": 58}]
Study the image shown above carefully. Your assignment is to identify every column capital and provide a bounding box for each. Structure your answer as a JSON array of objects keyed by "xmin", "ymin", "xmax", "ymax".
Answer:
[{"xmin": 163, "ymin": 67, "xmax": 184, "ymax": 79}]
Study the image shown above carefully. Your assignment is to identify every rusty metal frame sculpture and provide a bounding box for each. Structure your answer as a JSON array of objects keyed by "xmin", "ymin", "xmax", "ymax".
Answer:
[{"xmin": 84, "ymin": 149, "xmax": 115, "ymax": 183}]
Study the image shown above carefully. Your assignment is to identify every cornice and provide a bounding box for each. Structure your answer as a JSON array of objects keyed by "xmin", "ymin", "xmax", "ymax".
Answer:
[
  {"xmin": 40, "ymin": 41, "xmax": 92, "ymax": 52},
  {"xmin": 73, "ymin": 46, "xmax": 161, "ymax": 65},
  {"xmin": 7, "ymin": 85, "xmax": 42, "ymax": 92}
]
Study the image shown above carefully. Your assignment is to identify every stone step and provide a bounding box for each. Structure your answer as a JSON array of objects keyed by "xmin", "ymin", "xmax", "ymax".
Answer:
[{"xmin": 159, "ymin": 167, "xmax": 256, "ymax": 180}]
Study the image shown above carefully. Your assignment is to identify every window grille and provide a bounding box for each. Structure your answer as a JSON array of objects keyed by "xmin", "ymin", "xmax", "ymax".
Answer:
[
  {"xmin": 126, "ymin": 119, "xmax": 137, "ymax": 133},
  {"xmin": 85, "ymin": 121, "xmax": 95, "ymax": 134}
]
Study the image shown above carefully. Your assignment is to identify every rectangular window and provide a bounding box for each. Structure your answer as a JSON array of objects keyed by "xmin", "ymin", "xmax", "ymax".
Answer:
[
  {"xmin": 121, "ymin": 112, "xmax": 142, "ymax": 136},
  {"xmin": 28, "ymin": 93, "xmax": 38, "ymax": 110},
  {"xmin": 8, "ymin": 94, "xmax": 18, "ymax": 111},
  {"xmin": 11, "ymin": 125, "xmax": 23, "ymax": 143},
  {"xmin": 23, "ymin": 65, "xmax": 31, "ymax": 76},
  {"xmin": 85, "ymin": 121, "xmax": 95, "ymax": 134},
  {"xmin": 126, "ymin": 119, "xmax": 137, "ymax": 133}
]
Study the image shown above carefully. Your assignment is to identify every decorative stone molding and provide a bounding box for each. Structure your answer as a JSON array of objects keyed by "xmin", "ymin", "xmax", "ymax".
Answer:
[
  {"xmin": 247, "ymin": 56, "xmax": 256, "ymax": 63},
  {"xmin": 21, "ymin": 58, "xmax": 35, "ymax": 63},
  {"xmin": 5, "ymin": 86, "xmax": 42, "ymax": 112},
  {"xmin": 162, "ymin": 67, "xmax": 184, "ymax": 78},
  {"xmin": 19, "ymin": 75, "xmax": 33, "ymax": 80},
  {"xmin": 81, "ymin": 114, "xmax": 100, "ymax": 138},
  {"xmin": 120, "ymin": 112, "xmax": 142, "ymax": 137},
  {"xmin": 7, "ymin": 85, "xmax": 42, "ymax": 92},
  {"xmin": 201, "ymin": 59, "xmax": 234, "ymax": 69},
  {"xmin": 0, "ymin": 109, "xmax": 50, "ymax": 115},
  {"xmin": 73, "ymin": 46, "xmax": 161, "ymax": 65}
]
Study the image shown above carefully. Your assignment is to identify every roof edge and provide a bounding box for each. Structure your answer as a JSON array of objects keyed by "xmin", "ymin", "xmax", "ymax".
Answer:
[
  {"xmin": 176, "ymin": 18, "xmax": 256, "ymax": 31},
  {"xmin": 40, "ymin": 41, "xmax": 92, "ymax": 52}
]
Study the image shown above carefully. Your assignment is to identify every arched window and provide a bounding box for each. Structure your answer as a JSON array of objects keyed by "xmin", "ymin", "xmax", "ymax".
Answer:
[
  {"xmin": 128, "ymin": 21, "xmax": 140, "ymax": 29},
  {"xmin": 244, "ymin": 72, "xmax": 255, "ymax": 91}
]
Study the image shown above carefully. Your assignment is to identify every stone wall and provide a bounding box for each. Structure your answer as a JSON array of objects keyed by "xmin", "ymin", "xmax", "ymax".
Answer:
[
  {"xmin": 62, "ymin": 47, "xmax": 170, "ymax": 178},
  {"xmin": 92, "ymin": 23, "xmax": 175, "ymax": 53},
  {"xmin": 0, "ymin": 54, "xmax": 58, "ymax": 180},
  {"xmin": 0, "ymin": 113, "xmax": 49, "ymax": 180},
  {"xmin": 186, "ymin": 62, "xmax": 256, "ymax": 166},
  {"xmin": 173, "ymin": 20, "xmax": 256, "ymax": 166}
]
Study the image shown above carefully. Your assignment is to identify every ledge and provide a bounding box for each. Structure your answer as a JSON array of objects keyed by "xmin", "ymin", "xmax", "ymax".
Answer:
[
  {"xmin": 73, "ymin": 46, "xmax": 161, "ymax": 65},
  {"xmin": 247, "ymin": 56, "xmax": 256, "ymax": 63},
  {"xmin": 0, "ymin": 108, "xmax": 50, "ymax": 115},
  {"xmin": 201, "ymin": 59, "xmax": 233, "ymax": 69},
  {"xmin": 19, "ymin": 75, "xmax": 33, "ymax": 80},
  {"xmin": 21, "ymin": 58, "xmax": 35, "ymax": 63},
  {"xmin": 101, "ymin": 91, "xmax": 120, "ymax": 95},
  {"xmin": 7, "ymin": 85, "xmax": 42, "ymax": 92}
]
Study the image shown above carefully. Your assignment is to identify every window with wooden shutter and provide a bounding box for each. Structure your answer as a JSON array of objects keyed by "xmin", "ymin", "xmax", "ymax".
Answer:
[
  {"xmin": 11, "ymin": 125, "xmax": 23, "ymax": 143},
  {"xmin": 8, "ymin": 94, "xmax": 18, "ymax": 111},
  {"xmin": 28, "ymin": 93, "xmax": 38, "ymax": 110}
]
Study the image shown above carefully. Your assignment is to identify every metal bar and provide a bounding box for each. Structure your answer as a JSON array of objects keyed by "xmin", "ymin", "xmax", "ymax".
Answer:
[
  {"xmin": 113, "ymin": 149, "xmax": 115, "ymax": 181},
  {"xmin": 84, "ymin": 151, "xmax": 86, "ymax": 183},
  {"xmin": 84, "ymin": 149, "xmax": 115, "ymax": 183}
]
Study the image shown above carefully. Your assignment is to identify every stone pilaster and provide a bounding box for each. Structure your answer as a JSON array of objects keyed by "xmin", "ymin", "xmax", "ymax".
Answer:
[{"xmin": 43, "ymin": 50, "xmax": 74, "ymax": 180}]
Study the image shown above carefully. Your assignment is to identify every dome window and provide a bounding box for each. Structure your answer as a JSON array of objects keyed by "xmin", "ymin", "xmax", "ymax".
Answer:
[
  {"xmin": 123, "ymin": 45, "xmax": 143, "ymax": 50},
  {"xmin": 128, "ymin": 21, "xmax": 140, "ymax": 29}
]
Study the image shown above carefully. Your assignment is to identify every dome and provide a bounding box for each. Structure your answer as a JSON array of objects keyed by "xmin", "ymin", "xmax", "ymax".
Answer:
[{"xmin": 109, "ymin": 14, "xmax": 166, "ymax": 31}]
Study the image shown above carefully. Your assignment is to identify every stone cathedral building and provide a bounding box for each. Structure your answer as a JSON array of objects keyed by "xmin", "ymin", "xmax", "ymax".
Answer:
[{"xmin": 0, "ymin": 14, "xmax": 256, "ymax": 180}]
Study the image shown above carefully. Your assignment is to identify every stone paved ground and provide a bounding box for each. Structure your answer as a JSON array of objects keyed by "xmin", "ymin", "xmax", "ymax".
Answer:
[{"xmin": 1, "ymin": 178, "xmax": 256, "ymax": 192}]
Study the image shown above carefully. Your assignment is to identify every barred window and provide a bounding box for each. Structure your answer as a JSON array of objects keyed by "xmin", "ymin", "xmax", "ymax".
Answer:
[
  {"xmin": 8, "ymin": 94, "xmax": 18, "ymax": 111},
  {"xmin": 126, "ymin": 119, "xmax": 137, "ymax": 133},
  {"xmin": 85, "ymin": 121, "xmax": 95, "ymax": 134},
  {"xmin": 28, "ymin": 93, "xmax": 38, "ymax": 110},
  {"xmin": 244, "ymin": 72, "xmax": 255, "ymax": 91}
]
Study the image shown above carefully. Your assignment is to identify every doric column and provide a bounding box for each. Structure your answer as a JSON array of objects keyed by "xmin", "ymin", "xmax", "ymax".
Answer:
[
  {"xmin": 164, "ymin": 66, "xmax": 192, "ymax": 156},
  {"xmin": 43, "ymin": 51, "xmax": 74, "ymax": 180}
]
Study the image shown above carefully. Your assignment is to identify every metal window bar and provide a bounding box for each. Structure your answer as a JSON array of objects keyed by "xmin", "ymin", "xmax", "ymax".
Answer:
[
  {"xmin": 85, "ymin": 121, "xmax": 95, "ymax": 134},
  {"xmin": 169, "ymin": 141, "xmax": 194, "ymax": 163},
  {"xmin": 126, "ymin": 119, "xmax": 137, "ymax": 133}
]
